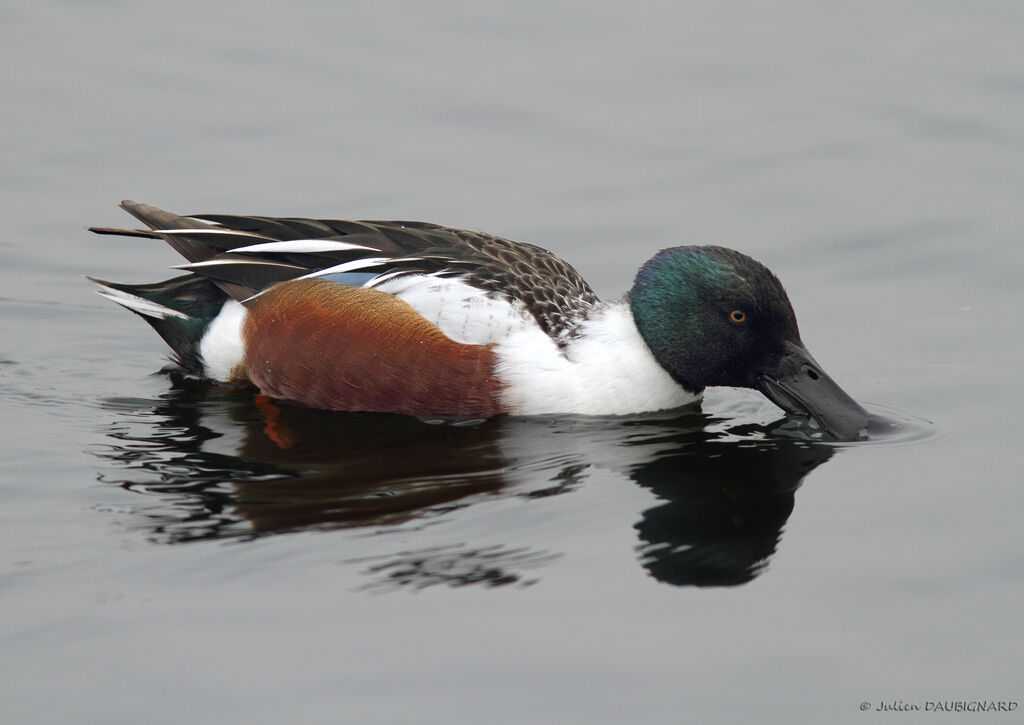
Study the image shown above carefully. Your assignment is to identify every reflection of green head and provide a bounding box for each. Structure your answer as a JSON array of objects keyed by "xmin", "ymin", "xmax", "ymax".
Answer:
[{"xmin": 629, "ymin": 245, "xmax": 800, "ymax": 392}]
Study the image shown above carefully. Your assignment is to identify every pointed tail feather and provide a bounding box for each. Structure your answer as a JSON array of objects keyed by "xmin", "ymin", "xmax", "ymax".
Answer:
[
  {"xmin": 87, "ymin": 226, "xmax": 161, "ymax": 239},
  {"xmin": 117, "ymin": 199, "xmax": 210, "ymax": 232},
  {"xmin": 89, "ymin": 201, "xmax": 226, "ymax": 264},
  {"xmin": 90, "ymin": 201, "xmax": 262, "ymax": 301}
]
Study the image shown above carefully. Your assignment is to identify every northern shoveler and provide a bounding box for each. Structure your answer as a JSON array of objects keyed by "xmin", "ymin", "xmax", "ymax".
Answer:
[{"xmin": 88, "ymin": 200, "xmax": 869, "ymax": 439}]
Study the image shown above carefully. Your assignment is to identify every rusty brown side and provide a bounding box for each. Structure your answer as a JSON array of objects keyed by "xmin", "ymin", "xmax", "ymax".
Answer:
[{"xmin": 242, "ymin": 278, "xmax": 505, "ymax": 417}]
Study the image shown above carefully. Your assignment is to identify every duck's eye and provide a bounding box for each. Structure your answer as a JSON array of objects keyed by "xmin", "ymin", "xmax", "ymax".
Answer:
[{"xmin": 729, "ymin": 310, "xmax": 747, "ymax": 323}]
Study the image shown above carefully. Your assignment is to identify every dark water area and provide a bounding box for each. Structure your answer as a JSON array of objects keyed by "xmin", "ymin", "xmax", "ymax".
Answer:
[{"xmin": 3, "ymin": 2, "xmax": 1022, "ymax": 723}]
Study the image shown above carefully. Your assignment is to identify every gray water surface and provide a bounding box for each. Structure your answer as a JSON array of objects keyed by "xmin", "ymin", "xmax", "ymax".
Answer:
[{"xmin": 3, "ymin": 2, "xmax": 1022, "ymax": 723}]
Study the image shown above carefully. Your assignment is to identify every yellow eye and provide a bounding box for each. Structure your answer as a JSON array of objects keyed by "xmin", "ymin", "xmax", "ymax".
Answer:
[{"xmin": 730, "ymin": 310, "xmax": 747, "ymax": 323}]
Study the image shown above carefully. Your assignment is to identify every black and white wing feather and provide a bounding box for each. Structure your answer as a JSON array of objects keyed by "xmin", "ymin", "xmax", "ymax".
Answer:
[{"xmin": 90, "ymin": 200, "xmax": 601, "ymax": 345}]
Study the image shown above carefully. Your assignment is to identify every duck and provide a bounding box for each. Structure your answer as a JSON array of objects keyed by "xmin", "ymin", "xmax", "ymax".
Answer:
[{"xmin": 88, "ymin": 200, "xmax": 869, "ymax": 440}]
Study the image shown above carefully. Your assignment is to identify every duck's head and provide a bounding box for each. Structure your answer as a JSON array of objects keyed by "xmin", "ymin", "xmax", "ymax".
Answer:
[{"xmin": 630, "ymin": 245, "xmax": 869, "ymax": 440}]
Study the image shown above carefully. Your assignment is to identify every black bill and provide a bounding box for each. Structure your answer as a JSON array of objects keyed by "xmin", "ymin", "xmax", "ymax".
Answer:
[{"xmin": 757, "ymin": 341, "xmax": 869, "ymax": 441}]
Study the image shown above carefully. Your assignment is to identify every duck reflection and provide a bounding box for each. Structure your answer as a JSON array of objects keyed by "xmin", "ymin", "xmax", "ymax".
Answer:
[
  {"xmin": 94, "ymin": 376, "xmax": 837, "ymax": 589},
  {"xmin": 629, "ymin": 432, "xmax": 830, "ymax": 586}
]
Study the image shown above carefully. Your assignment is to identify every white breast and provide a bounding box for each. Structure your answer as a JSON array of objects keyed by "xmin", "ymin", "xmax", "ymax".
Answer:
[{"xmin": 493, "ymin": 301, "xmax": 699, "ymax": 416}]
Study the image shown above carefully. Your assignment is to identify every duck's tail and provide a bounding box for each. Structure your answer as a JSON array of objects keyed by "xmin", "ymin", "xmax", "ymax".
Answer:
[
  {"xmin": 85, "ymin": 273, "xmax": 227, "ymax": 375},
  {"xmin": 87, "ymin": 200, "xmax": 247, "ymax": 374},
  {"xmin": 89, "ymin": 200, "xmax": 217, "ymax": 259}
]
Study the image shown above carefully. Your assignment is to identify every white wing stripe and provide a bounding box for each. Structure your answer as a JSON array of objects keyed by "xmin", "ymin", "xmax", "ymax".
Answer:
[
  {"xmin": 231, "ymin": 239, "xmax": 378, "ymax": 254},
  {"xmin": 303, "ymin": 257, "xmax": 391, "ymax": 278},
  {"xmin": 173, "ymin": 259, "xmax": 305, "ymax": 270}
]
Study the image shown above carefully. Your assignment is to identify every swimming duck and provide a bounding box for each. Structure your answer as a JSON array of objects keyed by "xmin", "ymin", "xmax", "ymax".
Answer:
[{"xmin": 88, "ymin": 200, "xmax": 869, "ymax": 440}]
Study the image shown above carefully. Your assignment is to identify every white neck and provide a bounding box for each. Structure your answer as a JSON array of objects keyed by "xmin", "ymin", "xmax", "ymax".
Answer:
[{"xmin": 494, "ymin": 301, "xmax": 700, "ymax": 415}]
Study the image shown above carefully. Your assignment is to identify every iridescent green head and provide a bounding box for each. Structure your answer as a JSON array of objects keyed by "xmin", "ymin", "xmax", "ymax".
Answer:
[{"xmin": 630, "ymin": 245, "xmax": 868, "ymax": 440}]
